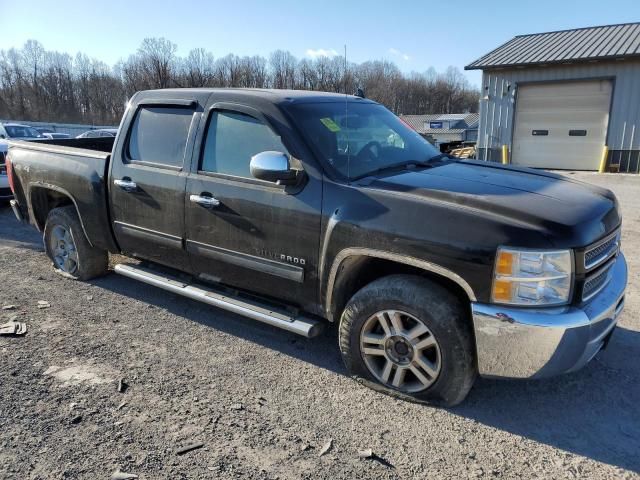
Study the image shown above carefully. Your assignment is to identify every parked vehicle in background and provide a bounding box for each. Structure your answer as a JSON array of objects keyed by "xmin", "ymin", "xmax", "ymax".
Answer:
[
  {"xmin": 0, "ymin": 123, "xmax": 47, "ymax": 201},
  {"xmin": 34, "ymin": 127, "xmax": 55, "ymax": 136},
  {"xmin": 0, "ymin": 123, "xmax": 46, "ymax": 140},
  {"xmin": 5, "ymin": 88, "xmax": 627, "ymax": 406},
  {"xmin": 42, "ymin": 133, "xmax": 71, "ymax": 139},
  {"xmin": 76, "ymin": 128, "xmax": 118, "ymax": 138},
  {"xmin": 0, "ymin": 155, "xmax": 10, "ymax": 201},
  {"xmin": 0, "ymin": 141, "xmax": 7, "ymax": 201}
]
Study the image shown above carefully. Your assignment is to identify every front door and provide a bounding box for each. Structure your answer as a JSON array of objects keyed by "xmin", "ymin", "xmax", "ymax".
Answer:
[
  {"xmin": 184, "ymin": 104, "xmax": 322, "ymax": 309},
  {"xmin": 109, "ymin": 100, "xmax": 200, "ymax": 271}
]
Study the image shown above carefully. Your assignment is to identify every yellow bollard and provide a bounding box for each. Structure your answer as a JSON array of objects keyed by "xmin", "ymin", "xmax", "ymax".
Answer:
[
  {"xmin": 501, "ymin": 145, "xmax": 509, "ymax": 165},
  {"xmin": 598, "ymin": 146, "xmax": 609, "ymax": 173}
]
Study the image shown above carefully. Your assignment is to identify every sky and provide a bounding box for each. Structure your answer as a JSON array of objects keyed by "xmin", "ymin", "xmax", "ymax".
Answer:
[{"xmin": 1, "ymin": 0, "xmax": 638, "ymax": 87}]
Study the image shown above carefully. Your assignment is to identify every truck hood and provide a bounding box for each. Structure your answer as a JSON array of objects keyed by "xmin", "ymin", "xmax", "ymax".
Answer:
[{"xmin": 366, "ymin": 160, "xmax": 620, "ymax": 248}]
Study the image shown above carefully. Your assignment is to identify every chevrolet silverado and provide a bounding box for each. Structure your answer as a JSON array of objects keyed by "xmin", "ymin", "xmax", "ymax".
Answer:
[{"xmin": 6, "ymin": 89, "xmax": 627, "ymax": 405}]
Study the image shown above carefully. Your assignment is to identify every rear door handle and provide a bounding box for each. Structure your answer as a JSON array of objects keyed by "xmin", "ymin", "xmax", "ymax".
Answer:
[
  {"xmin": 190, "ymin": 194, "xmax": 221, "ymax": 208},
  {"xmin": 114, "ymin": 178, "xmax": 138, "ymax": 192}
]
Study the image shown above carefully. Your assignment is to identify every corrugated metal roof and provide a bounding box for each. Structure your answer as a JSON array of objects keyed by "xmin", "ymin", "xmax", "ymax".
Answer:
[
  {"xmin": 400, "ymin": 113, "xmax": 479, "ymax": 133},
  {"xmin": 400, "ymin": 114, "xmax": 440, "ymax": 131},
  {"xmin": 463, "ymin": 113, "xmax": 480, "ymax": 128},
  {"xmin": 432, "ymin": 114, "xmax": 469, "ymax": 120},
  {"xmin": 466, "ymin": 22, "xmax": 640, "ymax": 70},
  {"xmin": 423, "ymin": 129, "xmax": 467, "ymax": 134}
]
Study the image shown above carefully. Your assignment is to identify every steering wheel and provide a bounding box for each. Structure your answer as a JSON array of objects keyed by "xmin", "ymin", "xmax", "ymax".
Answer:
[{"xmin": 357, "ymin": 140, "xmax": 383, "ymax": 161}]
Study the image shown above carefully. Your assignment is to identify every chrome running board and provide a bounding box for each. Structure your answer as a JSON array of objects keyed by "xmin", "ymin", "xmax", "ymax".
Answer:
[{"xmin": 114, "ymin": 264, "xmax": 323, "ymax": 338}]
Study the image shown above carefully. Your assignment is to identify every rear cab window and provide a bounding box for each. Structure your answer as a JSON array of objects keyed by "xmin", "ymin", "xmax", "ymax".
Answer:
[{"xmin": 127, "ymin": 106, "xmax": 195, "ymax": 169}]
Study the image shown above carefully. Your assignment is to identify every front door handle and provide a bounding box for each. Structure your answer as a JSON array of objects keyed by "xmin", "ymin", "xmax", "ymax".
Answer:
[
  {"xmin": 190, "ymin": 194, "xmax": 221, "ymax": 208},
  {"xmin": 114, "ymin": 178, "xmax": 138, "ymax": 192}
]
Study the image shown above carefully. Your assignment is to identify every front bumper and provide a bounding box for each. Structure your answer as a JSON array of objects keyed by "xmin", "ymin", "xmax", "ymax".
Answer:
[{"xmin": 472, "ymin": 252, "xmax": 627, "ymax": 379}]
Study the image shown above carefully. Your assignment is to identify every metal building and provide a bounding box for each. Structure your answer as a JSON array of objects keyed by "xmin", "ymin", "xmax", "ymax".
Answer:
[
  {"xmin": 466, "ymin": 22, "xmax": 640, "ymax": 173},
  {"xmin": 400, "ymin": 113, "xmax": 479, "ymax": 150}
]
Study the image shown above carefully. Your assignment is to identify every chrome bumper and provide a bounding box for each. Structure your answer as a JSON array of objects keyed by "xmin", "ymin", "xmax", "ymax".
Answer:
[{"xmin": 472, "ymin": 252, "xmax": 627, "ymax": 379}]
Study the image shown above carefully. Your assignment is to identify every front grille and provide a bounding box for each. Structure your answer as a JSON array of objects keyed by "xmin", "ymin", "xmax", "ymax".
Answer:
[
  {"xmin": 582, "ymin": 260, "xmax": 614, "ymax": 301},
  {"xmin": 584, "ymin": 230, "xmax": 620, "ymax": 270}
]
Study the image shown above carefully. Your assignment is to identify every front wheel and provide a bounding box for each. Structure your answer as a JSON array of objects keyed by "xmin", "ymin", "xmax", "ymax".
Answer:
[
  {"xmin": 338, "ymin": 275, "xmax": 476, "ymax": 406},
  {"xmin": 43, "ymin": 206, "xmax": 108, "ymax": 280}
]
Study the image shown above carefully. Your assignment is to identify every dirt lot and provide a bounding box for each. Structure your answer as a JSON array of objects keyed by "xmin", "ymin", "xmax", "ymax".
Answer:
[{"xmin": 1, "ymin": 172, "xmax": 639, "ymax": 479}]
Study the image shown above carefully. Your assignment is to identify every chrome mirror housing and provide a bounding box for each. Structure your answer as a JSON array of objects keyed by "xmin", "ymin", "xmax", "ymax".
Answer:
[{"xmin": 250, "ymin": 151, "xmax": 298, "ymax": 185}]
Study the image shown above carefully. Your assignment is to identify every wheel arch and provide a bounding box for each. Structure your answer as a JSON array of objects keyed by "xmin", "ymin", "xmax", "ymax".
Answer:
[
  {"xmin": 28, "ymin": 184, "xmax": 94, "ymax": 247},
  {"xmin": 325, "ymin": 248, "xmax": 477, "ymax": 322}
]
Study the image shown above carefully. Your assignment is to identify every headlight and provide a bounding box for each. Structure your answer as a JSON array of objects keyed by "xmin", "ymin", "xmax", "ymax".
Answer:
[{"xmin": 491, "ymin": 248, "xmax": 573, "ymax": 306}]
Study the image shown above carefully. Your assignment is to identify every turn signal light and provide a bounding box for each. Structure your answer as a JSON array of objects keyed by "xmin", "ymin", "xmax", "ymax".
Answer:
[
  {"xmin": 495, "ymin": 250, "xmax": 514, "ymax": 275},
  {"xmin": 492, "ymin": 279, "xmax": 513, "ymax": 302}
]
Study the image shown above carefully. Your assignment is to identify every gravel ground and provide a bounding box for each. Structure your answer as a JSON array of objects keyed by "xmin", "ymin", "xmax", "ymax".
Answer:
[{"xmin": 1, "ymin": 171, "xmax": 639, "ymax": 479}]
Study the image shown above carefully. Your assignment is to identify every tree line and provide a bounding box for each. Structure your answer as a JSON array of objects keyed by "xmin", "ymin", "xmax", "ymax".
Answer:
[{"xmin": 0, "ymin": 38, "xmax": 480, "ymax": 126}]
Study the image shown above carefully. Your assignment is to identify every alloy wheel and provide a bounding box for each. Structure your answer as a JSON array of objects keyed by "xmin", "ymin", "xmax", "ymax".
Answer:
[
  {"xmin": 359, "ymin": 309, "xmax": 441, "ymax": 393},
  {"xmin": 49, "ymin": 225, "xmax": 79, "ymax": 274}
]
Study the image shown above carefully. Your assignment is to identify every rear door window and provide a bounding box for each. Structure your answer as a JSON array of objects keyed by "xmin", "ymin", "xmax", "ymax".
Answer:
[{"xmin": 127, "ymin": 106, "xmax": 194, "ymax": 168}]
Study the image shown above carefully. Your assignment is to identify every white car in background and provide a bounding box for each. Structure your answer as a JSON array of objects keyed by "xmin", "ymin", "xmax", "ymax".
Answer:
[
  {"xmin": 0, "ymin": 123, "xmax": 46, "ymax": 202},
  {"xmin": 0, "ymin": 123, "xmax": 46, "ymax": 141}
]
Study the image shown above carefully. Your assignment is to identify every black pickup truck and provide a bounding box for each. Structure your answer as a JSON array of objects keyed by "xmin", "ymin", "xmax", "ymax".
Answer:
[{"xmin": 6, "ymin": 89, "xmax": 627, "ymax": 405}]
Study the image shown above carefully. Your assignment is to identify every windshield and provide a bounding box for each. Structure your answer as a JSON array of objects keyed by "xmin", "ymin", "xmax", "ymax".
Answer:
[
  {"xmin": 287, "ymin": 102, "xmax": 440, "ymax": 180},
  {"xmin": 5, "ymin": 125, "xmax": 44, "ymax": 138}
]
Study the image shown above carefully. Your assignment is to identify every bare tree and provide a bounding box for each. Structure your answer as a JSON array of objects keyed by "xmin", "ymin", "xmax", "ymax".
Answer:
[
  {"xmin": 180, "ymin": 48, "xmax": 215, "ymax": 87},
  {"xmin": 0, "ymin": 38, "xmax": 479, "ymax": 125},
  {"xmin": 269, "ymin": 50, "xmax": 297, "ymax": 89}
]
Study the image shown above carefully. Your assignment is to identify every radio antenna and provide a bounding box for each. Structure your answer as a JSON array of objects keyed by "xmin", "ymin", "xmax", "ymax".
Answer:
[{"xmin": 344, "ymin": 44, "xmax": 350, "ymax": 182}]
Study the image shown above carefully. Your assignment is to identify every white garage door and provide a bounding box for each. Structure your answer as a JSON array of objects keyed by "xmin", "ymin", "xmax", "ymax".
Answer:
[{"xmin": 512, "ymin": 80, "xmax": 612, "ymax": 170}]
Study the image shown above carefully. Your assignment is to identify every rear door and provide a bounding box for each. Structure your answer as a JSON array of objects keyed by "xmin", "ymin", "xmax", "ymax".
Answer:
[
  {"xmin": 184, "ymin": 102, "xmax": 323, "ymax": 309},
  {"xmin": 109, "ymin": 98, "xmax": 201, "ymax": 271}
]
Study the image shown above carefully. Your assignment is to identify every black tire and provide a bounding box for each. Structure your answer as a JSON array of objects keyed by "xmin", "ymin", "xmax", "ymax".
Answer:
[
  {"xmin": 43, "ymin": 205, "xmax": 108, "ymax": 281},
  {"xmin": 338, "ymin": 274, "xmax": 476, "ymax": 406}
]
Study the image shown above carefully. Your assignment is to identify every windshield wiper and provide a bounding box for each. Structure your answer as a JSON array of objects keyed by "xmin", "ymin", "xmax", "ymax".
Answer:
[
  {"xmin": 352, "ymin": 160, "xmax": 433, "ymax": 181},
  {"xmin": 426, "ymin": 152, "xmax": 454, "ymax": 162}
]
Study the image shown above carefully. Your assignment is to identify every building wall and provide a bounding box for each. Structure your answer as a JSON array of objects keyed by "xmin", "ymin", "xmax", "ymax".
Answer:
[
  {"xmin": 476, "ymin": 60, "xmax": 640, "ymax": 172},
  {"xmin": 464, "ymin": 129, "xmax": 478, "ymax": 143},
  {"xmin": 428, "ymin": 133, "xmax": 464, "ymax": 143}
]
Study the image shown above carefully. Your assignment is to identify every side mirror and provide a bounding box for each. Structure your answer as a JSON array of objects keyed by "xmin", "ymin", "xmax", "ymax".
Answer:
[
  {"xmin": 250, "ymin": 151, "xmax": 299, "ymax": 185},
  {"xmin": 0, "ymin": 135, "xmax": 5, "ymax": 139}
]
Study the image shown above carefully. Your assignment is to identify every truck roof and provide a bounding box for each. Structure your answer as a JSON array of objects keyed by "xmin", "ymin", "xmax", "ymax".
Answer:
[{"xmin": 137, "ymin": 88, "xmax": 376, "ymax": 105}]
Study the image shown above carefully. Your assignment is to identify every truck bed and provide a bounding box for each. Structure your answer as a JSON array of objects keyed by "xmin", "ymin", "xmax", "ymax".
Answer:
[
  {"xmin": 26, "ymin": 136, "xmax": 115, "ymax": 153},
  {"xmin": 8, "ymin": 138, "xmax": 119, "ymax": 252}
]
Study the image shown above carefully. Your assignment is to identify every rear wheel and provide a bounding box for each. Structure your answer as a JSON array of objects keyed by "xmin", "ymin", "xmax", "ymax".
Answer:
[
  {"xmin": 338, "ymin": 274, "xmax": 476, "ymax": 406},
  {"xmin": 44, "ymin": 206, "xmax": 108, "ymax": 280}
]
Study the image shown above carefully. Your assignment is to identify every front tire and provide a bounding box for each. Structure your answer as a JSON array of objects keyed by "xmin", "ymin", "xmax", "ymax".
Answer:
[
  {"xmin": 43, "ymin": 206, "xmax": 108, "ymax": 280},
  {"xmin": 338, "ymin": 275, "xmax": 476, "ymax": 406}
]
